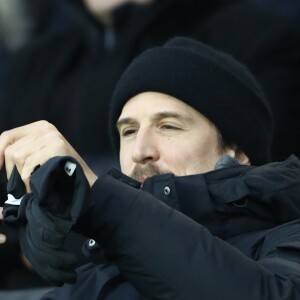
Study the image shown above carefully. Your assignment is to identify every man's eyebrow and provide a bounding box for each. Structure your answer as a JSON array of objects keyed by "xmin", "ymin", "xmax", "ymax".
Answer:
[
  {"xmin": 116, "ymin": 117, "xmax": 137, "ymax": 129},
  {"xmin": 117, "ymin": 112, "xmax": 194, "ymax": 128},
  {"xmin": 152, "ymin": 111, "xmax": 193, "ymax": 123}
]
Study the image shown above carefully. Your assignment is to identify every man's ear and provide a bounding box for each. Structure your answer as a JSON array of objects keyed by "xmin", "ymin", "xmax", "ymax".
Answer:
[
  {"xmin": 235, "ymin": 149, "xmax": 250, "ymax": 165},
  {"xmin": 225, "ymin": 147, "xmax": 251, "ymax": 165}
]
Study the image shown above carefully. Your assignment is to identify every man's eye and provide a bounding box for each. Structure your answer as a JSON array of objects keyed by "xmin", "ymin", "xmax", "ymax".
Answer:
[
  {"xmin": 122, "ymin": 129, "xmax": 137, "ymax": 136},
  {"xmin": 160, "ymin": 124, "xmax": 180, "ymax": 130}
]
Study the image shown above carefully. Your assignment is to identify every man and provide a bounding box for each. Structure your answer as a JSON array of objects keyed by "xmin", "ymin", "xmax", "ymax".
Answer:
[{"xmin": 1, "ymin": 37, "xmax": 300, "ymax": 299}]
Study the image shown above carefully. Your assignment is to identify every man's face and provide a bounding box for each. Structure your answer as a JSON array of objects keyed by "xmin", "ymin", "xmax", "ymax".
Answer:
[{"xmin": 117, "ymin": 92, "xmax": 230, "ymax": 182}]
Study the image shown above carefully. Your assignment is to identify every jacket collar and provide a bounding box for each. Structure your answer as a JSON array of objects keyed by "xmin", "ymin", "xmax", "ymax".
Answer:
[{"xmin": 109, "ymin": 155, "xmax": 300, "ymax": 239}]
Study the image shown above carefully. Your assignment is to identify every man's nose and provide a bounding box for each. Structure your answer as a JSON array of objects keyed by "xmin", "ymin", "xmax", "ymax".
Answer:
[{"xmin": 131, "ymin": 129, "xmax": 159, "ymax": 164}]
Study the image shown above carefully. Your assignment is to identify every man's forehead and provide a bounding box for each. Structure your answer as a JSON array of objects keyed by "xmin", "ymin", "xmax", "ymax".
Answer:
[
  {"xmin": 117, "ymin": 92, "xmax": 213, "ymax": 131},
  {"xmin": 119, "ymin": 91, "xmax": 196, "ymax": 114}
]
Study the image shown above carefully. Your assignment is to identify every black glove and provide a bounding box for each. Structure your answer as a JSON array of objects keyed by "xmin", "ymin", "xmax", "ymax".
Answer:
[{"xmin": 3, "ymin": 156, "xmax": 90, "ymax": 286}]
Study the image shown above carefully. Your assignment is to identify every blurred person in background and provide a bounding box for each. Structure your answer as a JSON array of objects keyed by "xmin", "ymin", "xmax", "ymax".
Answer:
[{"xmin": 248, "ymin": 0, "xmax": 300, "ymax": 19}]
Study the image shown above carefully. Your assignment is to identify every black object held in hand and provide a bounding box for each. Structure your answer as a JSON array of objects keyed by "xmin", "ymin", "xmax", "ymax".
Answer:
[{"xmin": 2, "ymin": 157, "xmax": 90, "ymax": 286}]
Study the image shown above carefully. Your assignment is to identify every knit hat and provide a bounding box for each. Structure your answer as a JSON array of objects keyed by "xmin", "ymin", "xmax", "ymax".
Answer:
[{"xmin": 109, "ymin": 37, "xmax": 273, "ymax": 165}]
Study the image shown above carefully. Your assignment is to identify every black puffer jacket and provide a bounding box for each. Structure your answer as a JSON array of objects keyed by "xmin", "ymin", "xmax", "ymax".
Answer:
[{"xmin": 44, "ymin": 155, "xmax": 300, "ymax": 299}]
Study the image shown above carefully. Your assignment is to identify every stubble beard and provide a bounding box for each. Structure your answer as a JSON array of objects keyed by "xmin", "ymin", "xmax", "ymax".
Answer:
[{"xmin": 131, "ymin": 163, "xmax": 170, "ymax": 182}]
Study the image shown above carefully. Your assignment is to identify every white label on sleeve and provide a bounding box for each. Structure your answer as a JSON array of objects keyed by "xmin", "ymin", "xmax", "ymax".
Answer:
[
  {"xmin": 64, "ymin": 161, "xmax": 77, "ymax": 176},
  {"xmin": 5, "ymin": 194, "xmax": 24, "ymax": 206}
]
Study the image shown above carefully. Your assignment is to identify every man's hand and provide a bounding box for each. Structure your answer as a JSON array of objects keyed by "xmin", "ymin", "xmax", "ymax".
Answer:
[
  {"xmin": 0, "ymin": 207, "xmax": 6, "ymax": 244},
  {"xmin": 0, "ymin": 121, "xmax": 98, "ymax": 192}
]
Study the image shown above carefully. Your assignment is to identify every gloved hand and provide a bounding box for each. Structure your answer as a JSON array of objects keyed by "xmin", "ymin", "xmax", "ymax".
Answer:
[{"xmin": 3, "ymin": 156, "xmax": 90, "ymax": 286}]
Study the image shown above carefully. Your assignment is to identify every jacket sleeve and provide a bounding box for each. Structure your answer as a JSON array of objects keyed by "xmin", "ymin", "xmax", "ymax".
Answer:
[{"xmin": 77, "ymin": 174, "xmax": 300, "ymax": 300}]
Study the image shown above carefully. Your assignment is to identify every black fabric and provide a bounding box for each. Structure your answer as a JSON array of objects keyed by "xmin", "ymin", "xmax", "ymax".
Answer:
[
  {"xmin": 110, "ymin": 36, "xmax": 273, "ymax": 165},
  {"xmin": 1, "ymin": 0, "xmax": 299, "ymax": 163},
  {"xmin": 2, "ymin": 156, "xmax": 90, "ymax": 286},
  {"xmin": 0, "ymin": 170, "xmax": 49, "ymax": 289},
  {"xmin": 2, "ymin": 167, "xmax": 29, "ymax": 226},
  {"xmin": 70, "ymin": 155, "xmax": 300, "ymax": 299},
  {"xmin": 41, "ymin": 263, "xmax": 143, "ymax": 300}
]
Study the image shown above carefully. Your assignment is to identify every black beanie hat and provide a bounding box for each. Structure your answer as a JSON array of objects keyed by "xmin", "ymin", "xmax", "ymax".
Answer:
[{"xmin": 109, "ymin": 37, "xmax": 273, "ymax": 165}]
